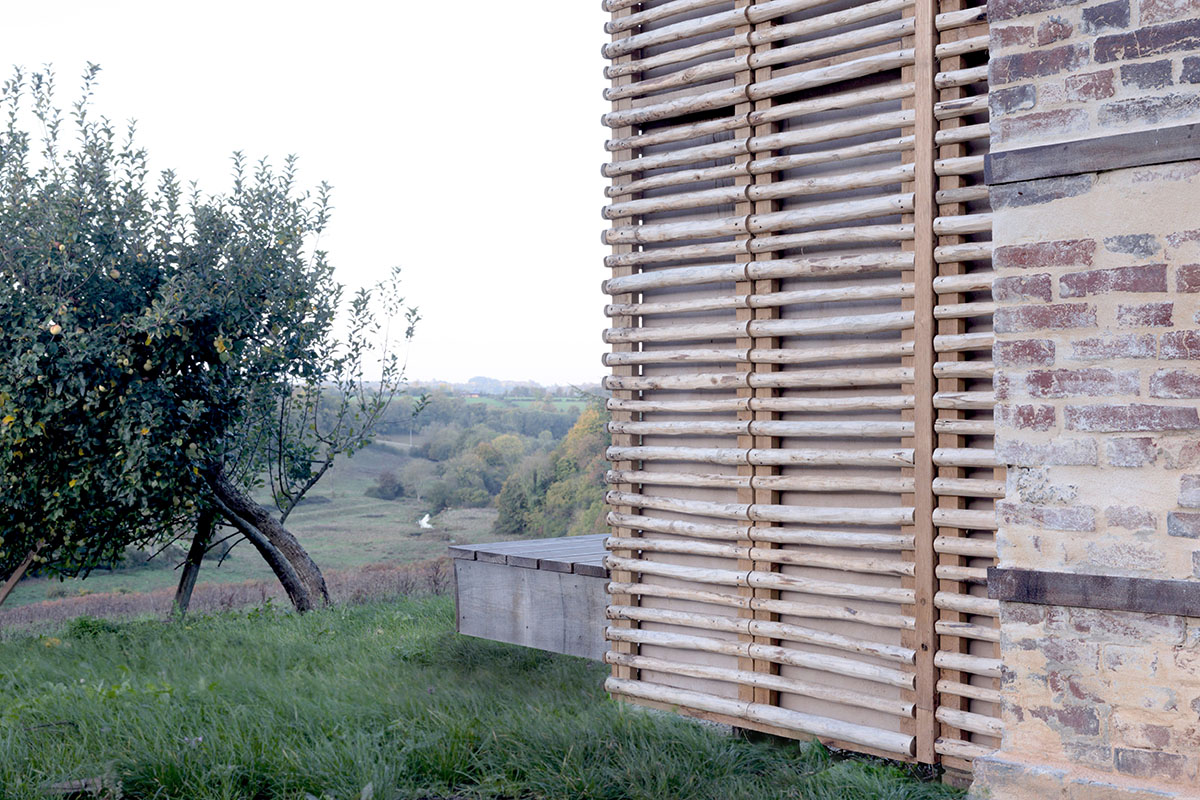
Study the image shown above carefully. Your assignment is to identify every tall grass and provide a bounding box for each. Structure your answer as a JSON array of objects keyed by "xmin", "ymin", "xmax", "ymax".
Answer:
[{"xmin": 0, "ymin": 597, "xmax": 963, "ymax": 800}]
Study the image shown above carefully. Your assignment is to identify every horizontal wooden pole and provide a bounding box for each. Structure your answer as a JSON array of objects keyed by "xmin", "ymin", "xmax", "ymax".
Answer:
[{"xmin": 605, "ymin": 678, "xmax": 915, "ymax": 755}]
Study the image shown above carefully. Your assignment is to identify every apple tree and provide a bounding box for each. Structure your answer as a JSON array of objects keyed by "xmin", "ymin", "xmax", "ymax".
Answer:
[{"xmin": 0, "ymin": 65, "xmax": 416, "ymax": 612}]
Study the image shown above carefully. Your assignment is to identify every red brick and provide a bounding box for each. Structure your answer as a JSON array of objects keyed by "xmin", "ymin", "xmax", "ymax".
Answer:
[
  {"xmin": 1031, "ymin": 705, "xmax": 1102, "ymax": 736},
  {"xmin": 995, "ymin": 339, "xmax": 1057, "ymax": 367},
  {"xmin": 1166, "ymin": 228, "xmax": 1200, "ymax": 248},
  {"xmin": 994, "ymin": 239, "xmax": 1096, "ymax": 269},
  {"xmin": 996, "ymin": 108, "xmax": 1091, "ymax": 145},
  {"xmin": 1059, "ymin": 264, "xmax": 1168, "ymax": 297},
  {"xmin": 997, "ymin": 438, "xmax": 1098, "ymax": 465},
  {"xmin": 1022, "ymin": 368, "xmax": 1139, "ymax": 398},
  {"xmin": 992, "ymin": 44, "xmax": 1089, "ymax": 84},
  {"xmin": 993, "ymin": 24, "xmax": 1036, "ymax": 48},
  {"xmin": 1150, "ymin": 369, "xmax": 1200, "ymax": 398},
  {"xmin": 1177, "ymin": 264, "xmax": 1200, "ymax": 292},
  {"xmin": 1095, "ymin": 18, "xmax": 1200, "ymax": 62},
  {"xmin": 1178, "ymin": 474, "xmax": 1200, "ymax": 507},
  {"xmin": 991, "ymin": 0, "xmax": 1086, "ymax": 21},
  {"xmin": 1066, "ymin": 606, "xmax": 1184, "ymax": 642},
  {"xmin": 994, "ymin": 273, "xmax": 1053, "ymax": 303},
  {"xmin": 999, "ymin": 501, "xmax": 1097, "ymax": 531},
  {"xmin": 1106, "ymin": 437, "xmax": 1159, "ymax": 466},
  {"xmin": 1065, "ymin": 403, "xmax": 1200, "ymax": 431},
  {"xmin": 1105, "ymin": 505, "xmax": 1158, "ymax": 530},
  {"xmin": 997, "ymin": 404, "xmax": 1057, "ymax": 430},
  {"xmin": 995, "ymin": 303, "xmax": 1097, "ymax": 333},
  {"xmin": 1071, "ymin": 334, "xmax": 1156, "ymax": 360},
  {"xmin": 1140, "ymin": 0, "xmax": 1200, "ymax": 25},
  {"xmin": 1065, "ymin": 69, "xmax": 1116, "ymax": 101},
  {"xmin": 1160, "ymin": 330, "xmax": 1200, "ymax": 359},
  {"xmin": 1116, "ymin": 301, "xmax": 1173, "ymax": 327},
  {"xmin": 1038, "ymin": 15, "xmax": 1074, "ymax": 44}
]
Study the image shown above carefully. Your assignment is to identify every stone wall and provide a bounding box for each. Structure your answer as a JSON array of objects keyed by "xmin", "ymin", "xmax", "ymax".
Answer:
[{"xmin": 974, "ymin": 0, "xmax": 1200, "ymax": 796}]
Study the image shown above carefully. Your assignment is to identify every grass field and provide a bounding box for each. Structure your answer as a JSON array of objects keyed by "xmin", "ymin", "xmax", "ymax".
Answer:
[
  {"xmin": 0, "ymin": 595, "xmax": 963, "ymax": 800},
  {"xmin": 4, "ymin": 442, "xmax": 513, "ymax": 610}
]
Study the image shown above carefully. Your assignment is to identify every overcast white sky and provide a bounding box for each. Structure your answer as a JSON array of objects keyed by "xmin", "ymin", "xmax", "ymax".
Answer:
[{"xmin": 8, "ymin": 1, "xmax": 612, "ymax": 386}]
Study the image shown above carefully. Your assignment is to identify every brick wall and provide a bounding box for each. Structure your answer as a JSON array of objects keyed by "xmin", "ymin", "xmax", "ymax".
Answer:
[
  {"xmin": 990, "ymin": 0, "xmax": 1200, "ymax": 149},
  {"xmin": 975, "ymin": 0, "xmax": 1200, "ymax": 796}
]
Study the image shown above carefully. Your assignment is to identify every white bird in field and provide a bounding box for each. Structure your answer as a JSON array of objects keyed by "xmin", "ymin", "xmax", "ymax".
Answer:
[{"xmin": 418, "ymin": 514, "xmax": 433, "ymax": 529}]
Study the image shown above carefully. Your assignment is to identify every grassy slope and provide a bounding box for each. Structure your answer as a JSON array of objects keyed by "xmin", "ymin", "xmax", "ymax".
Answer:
[
  {"xmin": 0, "ymin": 596, "xmax": 962, "ymax": 800},
  {"xmin": 4, "ymin": 443, "xmax": 514, "ymax": 609}
]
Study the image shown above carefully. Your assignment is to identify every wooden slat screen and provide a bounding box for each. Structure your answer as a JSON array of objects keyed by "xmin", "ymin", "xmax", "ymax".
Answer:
[{"xmin": 600, "ymin": 0, "xmax": 998, "ymax": 768}]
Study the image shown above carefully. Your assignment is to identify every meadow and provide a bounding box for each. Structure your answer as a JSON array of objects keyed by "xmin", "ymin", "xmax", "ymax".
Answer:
[
  {"xmin": 0, "ymin": 594, "xmax": 964, "ymax": 800},
  {"xmin": 1, "ymin": 441, "xmax": 509, "ymax": 614}
]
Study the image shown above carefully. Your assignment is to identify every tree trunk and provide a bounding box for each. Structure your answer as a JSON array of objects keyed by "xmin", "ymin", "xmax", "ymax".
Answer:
[
  {"xmin": 173, "ymin": 509, "xmax": 215, "ymax": 617},
  {"xmin": 0, "ymin": 547, "xmax": 39, "ymax": 609},
  {"xmin": 206, "ymin": 467, "xmax": 330, "ymax": 611}
]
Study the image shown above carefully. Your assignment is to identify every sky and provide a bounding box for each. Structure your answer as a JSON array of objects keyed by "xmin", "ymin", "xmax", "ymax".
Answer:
[{"xmin": 7, "ymin": 1, "xmax": 613, "ymax": 386}]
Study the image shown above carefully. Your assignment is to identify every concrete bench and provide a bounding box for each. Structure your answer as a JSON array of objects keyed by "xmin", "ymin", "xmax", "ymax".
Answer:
[{"xmin": 448, "ymin": 534, "xmax": 609, "ymax": 661}]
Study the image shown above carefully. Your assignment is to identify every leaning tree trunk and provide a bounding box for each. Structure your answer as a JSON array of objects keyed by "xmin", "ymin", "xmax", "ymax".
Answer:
[
  {"xmin": 0, "ymin": 546, "xmax": 40, "ymax": 609},
  {"xmin": 206, "ymin": 467, "xmax": 330, "ymax": 611},
  {"xmin": 173, "ymin": 509, "xmax": 216, "ymax": 617}
]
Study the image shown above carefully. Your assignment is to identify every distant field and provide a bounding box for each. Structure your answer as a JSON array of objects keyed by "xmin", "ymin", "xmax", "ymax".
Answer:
[{"xmin": 3, "ymin": 442, "xmax": 517, "ymax": 609}]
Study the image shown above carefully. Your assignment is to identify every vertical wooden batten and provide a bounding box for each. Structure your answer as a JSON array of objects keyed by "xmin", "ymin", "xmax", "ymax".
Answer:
[{"xmin": 901, "ymin": 0, "xmax": 940, "ymax": 766}]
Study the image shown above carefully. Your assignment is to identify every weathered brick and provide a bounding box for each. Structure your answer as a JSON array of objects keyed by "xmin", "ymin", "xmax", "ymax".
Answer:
[
  {"xmin": 990, "ymin": 84, "xmax": 1038, "ymax": 115},
  {"xmin": 1060, "ymin": 264, "xmax": 1168, "ymax": 297},
  {"xmin": 1195, "ymin": 550, "xmax": 1200, "ymax": 577},
  {"xmin": 1083, "ymin": 0, "xmax": 1131, "ymax": 32},
  {"xmin": 995, "ymin": 273, "xmax": 1053, "ymax": 302},
  {"xmin": 1179, "ymin": 474, "xmax": 1200, "ymax": 507},
  {"xmin": 1176, "ymin": 264, "xmax": 1200, "ymax": 292},
  {"xmin": 993, "ymin": 24, "xmax": 1036, "ymax": 48},
  {"xmin": 1067, "ymin": 606, "xmax": 1185, "ymax": 643},
  {"xmin": 1065, "ymin": 403, "xmax": 1200, "ymax": 431},
  {"xmin": 1100, "ymin": 92, "xmax": 1200, "ymax": 127},
  {"xmin": 1071, "ymin": 334, "xmax": 1156, "ymax": 361},
  {"xmin": 1065, "ymin": 69, "xmax": 1117, "ymax": 101},
  {"xmin": 995, "ymin": 339, "xmax": 1057, "ymax": 367},
  {"xmin": 1183, "ymin": 55, "xmax": 1200, "ymax": 83},
  {"xmin": 997, "ymin": 438, "xmax": 1099, "ymax": 466},
  {"xmin": 1038, "ymin": 15, "xmax": 1074, "ymax": 44},
  {"xmin": 1140, "ymin": 0, "xmax": 1200, "ymax": 25},
  {"xmin": 1114, "ymin": 748, "xmax": 1189, "ymax": 781},
  {"xmin": 1160, "ymin": 330, "xmax": 1200, "ymax": 359},
  {"xmin": 1106, "ymin": 437, "xmax": 1159, "ymax": 466},
  {"xmin": 996, "ymin": 108, "xmax": 1092, "ymax": 145},
  {"xmin": 1095, "ymin": 18, "xmax": 1200, "ymax": 62},
  {"xmin": 997, "ymin": 404, "xmax": 1058, "ymax": 430},
  {"xmin": 1022, "ymin": 368, "xmax": 1139, "ymax": 398},
  {"xmin": 995, "ymin": 303, "xmax": 1097, "ymax": 333},
  {"xmin": 1116, "ymin": 302, "xmax": 1173, "ymax": 328},
  {"xmin": 995, "ymin": 238, "xmax": 1096, "ymax": 269},
  {"xmin": 1121, "ymin": 59, "xmax": 1174, "ymax": 89},
  {"xmin": 1166, "ymin": 228, "xmax": 1200, "ymax": 249},
  {"xmin": 1168, "ymin": 511, "xmax": 1200, "ymax": 538},
  {"xmin": 991, "ymin": 0, "xmax": 1084, "ymax": 21},
  {"xmin": 993, "ymin": 44, "xmax": 1090, "ymax": 84},
  {"xmin": 1000, "ymin": 501, "xmax": 1096, "ymax": 531},
  {"xmin": 1150, "ymin": 369, "xmax": 1200, "ymax": 397},
  {"xmin": 1105, "ymin": 505, "xmax": 1158, "ymax": 530},
  {"xmin": 1103, "ymin": 233, "xmax": 1161, "ymax": 257},
  {"xmin": 1032, "ymin": 704, "xmax": 1102, "ymax": 736}
]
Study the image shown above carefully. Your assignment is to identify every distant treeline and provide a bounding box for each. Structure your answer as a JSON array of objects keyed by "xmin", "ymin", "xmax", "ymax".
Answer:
[{"xmin": 367, "ymin": 390, "xmax": 610, "ymax": 538}]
